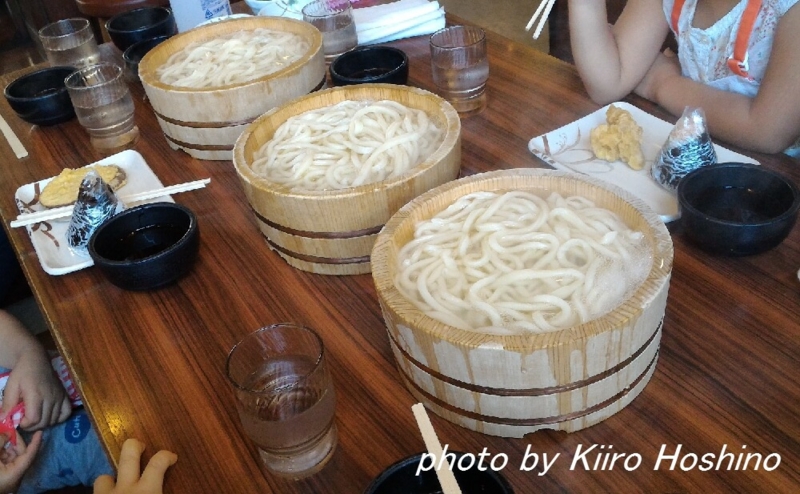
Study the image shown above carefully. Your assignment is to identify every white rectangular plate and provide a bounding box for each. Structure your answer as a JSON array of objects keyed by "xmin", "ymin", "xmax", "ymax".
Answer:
[
  {"xmin": 14, "ymin": 150, "xmax": 174, "ymax": 276},
  {"xmin": 528, "ymin": 102, "xmax": 759, "ymax": 223}
]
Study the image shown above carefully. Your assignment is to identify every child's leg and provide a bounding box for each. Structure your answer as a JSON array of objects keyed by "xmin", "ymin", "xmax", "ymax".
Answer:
[{"xmin": 16, "ymin": 409, "xmax": 113, "ymax": 494}]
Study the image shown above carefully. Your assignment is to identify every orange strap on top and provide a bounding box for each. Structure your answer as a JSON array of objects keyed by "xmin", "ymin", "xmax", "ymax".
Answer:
[{"xmin": 670, "ymin": 0, "xmax": 763, "ymax": 78}]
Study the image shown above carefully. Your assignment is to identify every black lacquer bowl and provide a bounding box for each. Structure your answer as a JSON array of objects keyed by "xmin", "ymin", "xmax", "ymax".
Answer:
[
  {"xmin": 4, "ymin": 66, "xmax": 76, "ymax": 126},
  {"xmin": 364, "ymin": 452, "xmax": 514, "ymax": 494},
  {"xmin": 123, "ymin": 35, "xmax": 171, "ymax": 82},
  {"xmin": 106, "ymin": 6, "xmax": 177, "ymax": 52},
  {"xmin": 677, "ymin": 162, "xmax": 800, "ymax": 256},
  {"xmin": 89, "ymin": 202, "xmax": 199, "ymax": 290},
  {"xmin": 330, "ymin": 46, "xmax": 409, "ymax": 86}
]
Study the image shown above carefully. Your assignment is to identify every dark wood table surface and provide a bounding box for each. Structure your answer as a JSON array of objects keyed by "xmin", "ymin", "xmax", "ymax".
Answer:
[{"xmin": 1, "ymin": 14, "xmax": 799, "ymax": 494}]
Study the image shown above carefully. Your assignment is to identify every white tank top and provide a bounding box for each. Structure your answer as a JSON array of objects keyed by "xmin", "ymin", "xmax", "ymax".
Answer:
[{"xmin": 663, "ymin": 0, "xmax": 800, "ymax": 155}]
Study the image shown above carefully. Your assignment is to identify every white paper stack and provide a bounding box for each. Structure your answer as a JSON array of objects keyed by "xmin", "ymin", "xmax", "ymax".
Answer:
[{"xmin": 354, "ymin": 0, "xmax": 445, "ymax": 45}]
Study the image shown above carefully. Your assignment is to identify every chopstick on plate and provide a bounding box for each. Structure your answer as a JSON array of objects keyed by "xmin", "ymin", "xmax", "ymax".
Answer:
[
  {"xmin": 525, "ymin": 0, "xmax": 557, "ymax": 40},
  {"xmin": 411, "ymin": 403, "xmax": 463, "ymax": 494},
  {"xmin": 9, "ymin": 178, "xmax": 211, "ymax": 228}
]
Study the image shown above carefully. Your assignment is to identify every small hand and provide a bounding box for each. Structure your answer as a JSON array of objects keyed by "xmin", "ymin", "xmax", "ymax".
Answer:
[
  {"xmin": 0, "ymin": 430, "xmax": 42, "ymax": 493},
  {"xmin": 2, "ymin": 348, "xmax": 71, "ymax": 431},
  {"xmin": 93, "ymin": 439, "xmax": 177, "ymax": 494},
  {"xmin": 634, "ymin": 49, "xmax": 681, "ymax": 102}
]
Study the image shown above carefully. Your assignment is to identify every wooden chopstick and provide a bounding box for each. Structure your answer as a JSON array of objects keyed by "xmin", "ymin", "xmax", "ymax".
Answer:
[
  {"xmin": 411, "ymin": 403, "xmax": 463, "ymax": 494},
  {"xmin": 9, "ymin": 178, "xmax": 211, "ymax": 228},
  {"xmin": 525, "ymin": 0, "xmax": 557, "ymax": 40}
]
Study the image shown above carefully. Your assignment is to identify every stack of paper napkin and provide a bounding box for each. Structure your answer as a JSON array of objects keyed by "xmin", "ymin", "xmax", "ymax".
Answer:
[{"xmin": 354, "ymin": 0, "xmax": 445, "ymax": 45}]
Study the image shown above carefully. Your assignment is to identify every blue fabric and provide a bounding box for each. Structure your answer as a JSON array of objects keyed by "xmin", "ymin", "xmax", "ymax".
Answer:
[{"xmin": 16, "ymin": 408, "xmax": 113, "ymax": 494}]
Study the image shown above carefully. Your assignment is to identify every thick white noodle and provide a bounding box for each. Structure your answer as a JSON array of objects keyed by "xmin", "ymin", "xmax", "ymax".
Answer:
[
  {"xmin": 395, "ymin": 191, "xmax": 653, "ymax": 335},
  {"xmin": 157, "ymin": 29, "xmax": 309, "ymax": 88},
  {"xmin": 250, "ymin": 100, "xmax": 444, "ymax": 191}
]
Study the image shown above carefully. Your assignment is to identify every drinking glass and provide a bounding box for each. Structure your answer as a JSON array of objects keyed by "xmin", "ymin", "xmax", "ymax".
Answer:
[
  {"xmin": 302, "ymin": 0, "xmax": 358, "ymax": 63},
  {"xmin": 38, "ymin": 18, "xmax": 101, "ymax": 69},
  {"xmin": 226, "ymin": 323, "xmax": 338, "ymax": 479},
  {"xmin": 429, "ymin": 25, "xmax": 489, "ymax": 114},
  {"xmin": 64, "ymin": 63, "xmax": 139, "ymax": 153}
]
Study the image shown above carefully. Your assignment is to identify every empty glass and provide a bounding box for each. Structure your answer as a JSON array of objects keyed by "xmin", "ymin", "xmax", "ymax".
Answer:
[
  {"xmin": 302, "ymin": 0, "xmax": 358, "ymax": 63},
  {"xmin": 65, "ymin": 64, "xmax": 139, "ymax": 153},
  {"xmin": 38, "ymin": 18, "xmax": 101, "ymax": 69}
]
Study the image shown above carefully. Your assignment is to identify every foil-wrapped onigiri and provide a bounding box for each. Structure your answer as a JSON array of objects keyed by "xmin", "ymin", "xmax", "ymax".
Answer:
[
  {"xmin": 651, "ymin": 107, "xmax": 717, "ymax": 191},
  {"xmin": 67, "ymin": 170, "xmax": 124, "ymax": 256}
]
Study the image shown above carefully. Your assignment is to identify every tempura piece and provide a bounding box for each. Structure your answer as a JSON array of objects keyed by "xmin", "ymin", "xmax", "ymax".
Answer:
[
  {"xmin": 40, "ymin": 164, "xmax": 126, "ymax": 208},
  {"xmin": 590, "ymin": 105, "xmax": 645, "ymax": 170}
]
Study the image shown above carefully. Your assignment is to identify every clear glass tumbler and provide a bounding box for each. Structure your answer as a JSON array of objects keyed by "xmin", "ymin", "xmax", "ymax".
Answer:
[
  {"xmin": 302, "ymin": 0, "xmax": 358, "ymax": 63},
  {"xmin": 226, "ymin": 323, "xmax": 338, "ymax": 479},
  {"xmin": 38, "ymin": 18, "xmax": 101, "ymax": 69},
  {"xmin": 65, "ymin": 63, "xmax": 139, "ymax": 153},
  {"xmin": 429, "ymin": 25, "xmax": 489, "ymax": 114}
]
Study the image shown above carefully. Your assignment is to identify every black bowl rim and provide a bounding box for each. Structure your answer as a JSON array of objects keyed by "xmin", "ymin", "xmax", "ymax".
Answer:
[
  {"xmin": 88, "ymin": 202, "xmax": 197, "ymax": 266},
  {"xmin": 123, "ymin": 35, "xmax": 172, "ymax": 64},
  {"xmin": 4, "ymin": 66, "xmax": 76, "ymax": 101},
  {"xmin": 677, "ymin": 162, "xmax": 800, "ymax": 226},
  {"xmin": 330, "ymin": 46, "xmax": 409, "ymax": 84},
  {"xmin": 106, "ymin": 6, "xmax": 174, "ymax": 35},
  {"xmin": 364, "ymin": 452, "xmax": 514, "ymax": 494}
]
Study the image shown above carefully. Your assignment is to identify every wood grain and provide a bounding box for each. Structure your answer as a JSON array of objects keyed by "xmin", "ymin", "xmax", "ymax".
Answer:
[{"xmin": 0, "ymin": 14, "xmax": 799, "ymax": 494}]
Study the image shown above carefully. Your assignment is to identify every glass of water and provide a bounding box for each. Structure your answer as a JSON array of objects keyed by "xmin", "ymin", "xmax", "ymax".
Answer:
[
  {"xmin": 226, "ymin": 323, "xmax": 338, "ymax": 479},
  {"xmin": 38, "ymin": 18, "xmax": 101, "ymax": 69},
  {"xmin": 302, "ymin": 0, "xmax": 358, "ymax": 63},
  {"xmin": 430, "ymin": 25, "xmax": 490, "ymax": 114},
  {"xmin": 65, "ymin": 63, "xmax": 139, "ymax": 153}
]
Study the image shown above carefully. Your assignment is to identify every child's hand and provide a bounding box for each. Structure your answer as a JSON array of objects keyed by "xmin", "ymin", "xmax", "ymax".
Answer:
[
  {"xmin": 94, "ymin": 439, "xmax": 177, "ymax": 494},
  {"xmin": 0, "ymin": 430, "xmax": 42, "ymax": 493},
  {"xmin": 2, "ymin": 346, "xmax": 71, "ymax": 431},
  {"xmin": 634, "ymin": 49, "xmax": 681, "ymax": 102}
]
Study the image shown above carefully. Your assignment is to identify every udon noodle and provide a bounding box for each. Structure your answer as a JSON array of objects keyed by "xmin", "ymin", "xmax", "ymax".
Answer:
[
  {"xmin": 251, "ymin": 100, "xmax": 444, "ymax": 191},
  {"xmin": 395, "ymin": 190, "xmax": 653, "ymax": 335},
  {"xmin": 157, "ymin": 29, "xmax": 309, "ymax": 88}
]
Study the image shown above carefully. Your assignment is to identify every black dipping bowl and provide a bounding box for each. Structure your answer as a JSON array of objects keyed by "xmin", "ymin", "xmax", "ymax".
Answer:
[
  {"xmin": 88, "ymin": 202, "xmax": 199, "ymax": 291},
  {"xmin": 4, "ymin": 66, "xmax": 76, "ymax": 126},
  {"xmin": 677, "ymin": 162, "xmax": 800, "ymax": 256},
  {"xmin": 330, "ymin": 46, "xmax": 409, "ymax": 86},
  {"xmin": 106, "ymin": 6, "xmax": 177, "ymax": 52},
  {"xmin": 124, "ymin": 35, "xmax": 171, "ymax": 82},
  {"xmin": 365, "ymin": 453, "xmax": 514, "ymax": 494}
]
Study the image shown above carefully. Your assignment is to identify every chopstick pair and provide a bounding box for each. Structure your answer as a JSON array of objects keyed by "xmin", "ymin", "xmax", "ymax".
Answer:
[
  {"xmin": 526, "ymin": 0, "xmax": 557, "ymax": 40},
  {"xmin": 10, "ymin": 178, "xmax": 211, "ymax": 228}
]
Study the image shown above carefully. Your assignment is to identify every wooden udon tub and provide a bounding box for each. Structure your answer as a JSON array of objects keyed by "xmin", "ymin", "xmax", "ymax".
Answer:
[
  {"xmin": 138, "ymin": 17, "xmax": 325, "ymax": 161},
  {"xmin": 233, "ymin": 84, "xmax": 462, "ymax": 275},
  {"xmin": 371, "ymin": 169, "xmax": 674, "ymax": 437}
]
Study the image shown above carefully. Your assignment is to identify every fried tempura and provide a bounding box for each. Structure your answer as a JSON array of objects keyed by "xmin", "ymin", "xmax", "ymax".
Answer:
[{"xmin": 590, "ymin": 105, "xmax": 645, "ymax": 170}]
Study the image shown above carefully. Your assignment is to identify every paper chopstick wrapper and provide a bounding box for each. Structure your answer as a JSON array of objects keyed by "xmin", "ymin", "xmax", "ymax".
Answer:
[
  {"xmin": 0, "ymin": 114, "xmax": 27, "ymax": 159},
  {"xmin": 354, "ymin": 0, "xmax": 445, "ymax": 45}
]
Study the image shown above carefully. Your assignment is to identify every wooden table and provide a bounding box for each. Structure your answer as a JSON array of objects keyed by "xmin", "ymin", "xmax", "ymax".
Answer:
[{"xmin": 2, "ymin": 17, "xmax": 800, "ymax": 494}]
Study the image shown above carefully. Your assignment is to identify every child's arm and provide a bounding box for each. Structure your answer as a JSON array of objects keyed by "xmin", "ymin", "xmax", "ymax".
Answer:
[
  {"xmin": 0, "ymin": 430, "xmax": 42, "ymax": 494},
  {"xmin": 569, "ymin": 0, "xmax": 670, "ymax": 103},
  {"xmin": 0, "ymin": 311, "xmax": 71, "ymax": 431},
  {"xmin": 636, "ymin": 4, "xmax": 800, "ymax": 154},
  {"xmin": 93, "ymin": 439, "xmax": 177, "ymax": 494}
]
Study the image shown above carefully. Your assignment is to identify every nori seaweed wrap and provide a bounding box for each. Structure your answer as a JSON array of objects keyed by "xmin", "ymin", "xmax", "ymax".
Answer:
[
  {"xmin": 67, "ymin": 171, "xmax": 124, "ymax": 256},
  {"xmin": 651, "ymin": 107, "xmax": 717, "ymax": 191}
]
